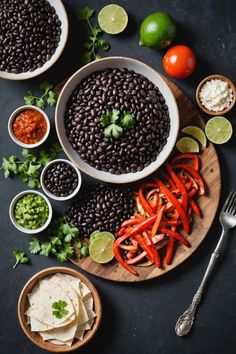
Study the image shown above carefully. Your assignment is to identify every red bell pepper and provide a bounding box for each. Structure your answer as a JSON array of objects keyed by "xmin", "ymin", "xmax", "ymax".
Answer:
[
  {"xmin": 154, "ymin": 178, "xmax": 190, "ymax": 234},
  {"xmin": 161, "ymin": 172, "xmax": 176, "ymax": 190},
  {"xmin": 189, "ymin": 198, "xmax": 201, "ymax": 217},
  {"xmin": 151, "ymin": 205, "xmax": 165, "ymax": 237},
  {"xmin": 171, "ymin": 153, "xmax": 199, "ymax": 171},
  {"xmin": 134, "ymin": 233, "xmax": 155, "ymax": 263},
  {"xmin": 172, "ymin": 164, "xmax": 205, "ymax": 195},
  {"xmin": 142, "ymin": 230, "xmax": 161, "ymax": 267},
  {"xmin": 113, "ymin": 242, "xmax": 138, "ymax": 275},
  {"xmin": 160, "ymin": 228, "xmax": 190, "ymax": 247},
  {"xmin": 165, "ymin": 237, "xmax": 175, "ymax": 265},
  {"xmin": 138, "ymin": 185, "xmax": 155, "ymax": 216},
  {"xmin": 166, "ymin": 162, "xmax": 188, "ymax": 212}
]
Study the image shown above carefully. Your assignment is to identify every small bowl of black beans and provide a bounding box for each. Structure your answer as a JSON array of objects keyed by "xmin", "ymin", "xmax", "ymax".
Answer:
[
  {"xmin": 0, "ymin": 0, "xmax": 68, "ymax": 80},
  {"xmin": 41, "ymin": 159, "xmax": 82, "ymax": 201}
]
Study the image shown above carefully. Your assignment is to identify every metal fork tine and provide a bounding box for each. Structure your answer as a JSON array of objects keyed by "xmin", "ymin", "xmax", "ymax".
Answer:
[
  {"xmin": 223, "ymin": 190, "xmax": 234, "ymax": 212},
  {"xmin": 228, "ymin": 192, "xmax": 236, "ymax": 214},
  {"xmin": 226, "ymin": 191, "xmax": 236, "ymax": 213}
]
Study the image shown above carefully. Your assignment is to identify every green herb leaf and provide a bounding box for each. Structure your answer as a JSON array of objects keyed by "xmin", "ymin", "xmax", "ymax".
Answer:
[
  {"xmin": 120, "ymin": 111, "xmax": 135, "ymax": 129},
  {"xmin": 13, "ymin": 250, "xmax": 29, "ymax": 269},
  {"xmin": 52, "ymin": 300, "xmax": 69, "ymax": 319},
  {"xmin": 24, "ymin": 91, "xmax": 35, "ymax": 106},
  {"xmin": 39, "ymin": 242, "xmax": 53, "ymax": 257},
  {"xmin": 1, "ymin": 156, "xmax": 18, "ymax": 177},
  {"xmin": 22, "ymin": 149, "xmax": 37, "ymax": 162},
  {"xmin": 76, "ymin": 6, "xmax": 94, "ymax": 21},
  {"xmin": 98, "ymin": 39, "xmax": 110, "ymax": 51},
  {"xmin": 104, "ymin": 124, "xmax": 123, "ymax": 139},
  {"xmin": 39, "ymin": 81, "xmax": 53, "ymax": 92},
  {"xmin": 100, "ymin": 114, "xmax": 111, "ymax": 128},
  {"xmin": 92, "ymin": 25, "xmax": 102, "ymax": 36},
  {"xmin": 36, "ymin": 97, "xmax": 45, "ymax": 110},
  {"xmin": 46, "ymin": 90, "xmax": 58, "ymax": 106},
  {"xmin": 29, "ymin": 238, "xmax": 41, "ymax": 254}
]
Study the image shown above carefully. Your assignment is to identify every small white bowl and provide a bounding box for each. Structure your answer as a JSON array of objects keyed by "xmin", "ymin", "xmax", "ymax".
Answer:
[
  {"xmin": 40, "ymin": 159, "xmax": 82, "ymax": 201},
  {"xmin": 55, "ymin": 56, "xmax": 179, "ymax": 184},
  {"xmin": 9, "ymin": 190, "xmax": 53, "ymax": 234},
  {"xmin": 8, "ymin": 105, "xmax": 50, "ymax": 148},
  {"xmin": 0, "ymin": 0, "xmax": 68, "ymax": 80}
]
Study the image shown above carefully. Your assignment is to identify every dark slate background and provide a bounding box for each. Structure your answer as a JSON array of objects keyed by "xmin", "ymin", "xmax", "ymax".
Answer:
[{"xmin": 0, "ymin": 0, "xmax": 236, "ymax": 353}]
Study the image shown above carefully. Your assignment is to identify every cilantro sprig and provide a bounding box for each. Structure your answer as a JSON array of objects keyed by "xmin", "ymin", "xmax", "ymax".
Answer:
[
  {"xmin": 100, "ymin": 109, "xmax": 135, "ymax": 139},
  {"xmin": 76, "ymin": 7, "xmax": 110, "ymax": 64},
  {"xmin": 24, "ymin": 81, "xmax": 58, "ymax": 110},
  {"xmin": 13, "ymin": 250, "xmax": 29, "ymax": 269},
  {"xmin": 1, "ymin": 143, "xmax": 62, "ymax": 188},
  {"xmin": 28, "ymin": 216, "xmax": 88, "ymax": 263},
  {"xmin": 52, "ymin": 301, "xmax": 69, "ymax": 319}
]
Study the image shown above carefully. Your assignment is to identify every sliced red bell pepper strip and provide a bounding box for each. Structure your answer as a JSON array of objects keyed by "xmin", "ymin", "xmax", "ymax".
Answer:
[
  {"xmin": 189, "ymin": 198, "xmax": 201, "ymax": 218},
  {"xmin": 134, "ymin": 233, "xmax": 155, "ymax": 263},
  {"xmin": 161, "ymin": 172, "xmax": 176, "ymax": 190},
  {"xmin": 121, "ymin": 218, "xmax": 143, "ymax": 228},
  {"xmin": 138, "ymin": 185, "xmax": 155, "ymax": 216},
  {"xmin": 166, "ymin": 162, "xmax": 188, "ymax": 212},
  {"xmin": 154, "ymin": 178, "xmax": 190, "ymax": 234},
  {"xmin": 119, "ymin": 244, "xmax": 138, "ymax": 251},
  {"xmin": 171, "ymin": 153, "xmax": 199, "ymax": 171},
  {"xmin": 172, "ymin": 164, "xmax": 205, "ymax": 195},
  {"xmin": 188, "ymin": 188, "xmax": 197, "ymax": 198},
  {"xmin": 165, "ymin": 237, "xmax": 175, "ymax": 265},
  {"xmin": 160, "ymin": 228, "xmax": 190, "ymax": 247},
  {"xmin": 151, "ymin": 205, "xmax": 165, "ymax": 237},
  {"xmin": 149, "ymin": 192, "xmax": 159, "ymax": 210},
  {"xmin": 113, "ymin": 242, "xmax": 138, "ymax": 275},
  {"xmin": 142, "ymin": 230, "xmax": 161, "ymax": 267},
  {"xmin": 117, "ymin": 227, "xmax": 126, "ymax": 237}
]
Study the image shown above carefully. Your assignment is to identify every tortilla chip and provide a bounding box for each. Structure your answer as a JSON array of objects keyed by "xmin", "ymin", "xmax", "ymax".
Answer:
[
  {"xmin": 48, "ymin": 338, "xmax": 74, "ymax": 346},
  {"xmin": 38, "ymin": 318, "xmax": 78, "ymax": 342}
]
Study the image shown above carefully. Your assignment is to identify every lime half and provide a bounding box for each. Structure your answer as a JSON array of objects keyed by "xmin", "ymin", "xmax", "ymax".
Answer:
[
  {"xmin": 176, "ymin": 137, "xmax": 199, "ymax": 153},
  {"xmin": 205, "ymin": 116, "xmax": 233, "ymax": 144},
  {"xmin": 182, "ymin": 125, "xmax": 207, "ymax": 148},
  {"xmin": 98, "ymin": 4, "xmax": 128, "ymax": 34},
  {"xmin": 89, "ymin": 237, "xmax": 114, "ymax": 264}
]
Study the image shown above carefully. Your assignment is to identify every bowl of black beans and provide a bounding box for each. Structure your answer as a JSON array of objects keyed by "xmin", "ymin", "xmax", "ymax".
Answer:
[
  {"xmin": 55, "ymin": 56, "xmax": 179, "ymax": 184},
  {"xmin": 40, "ymin": 159, "xmax": 82, "ymax": 201},
  {"xmin": 0, "ymin": 0, "xmax": 68, "ymax": 80}
]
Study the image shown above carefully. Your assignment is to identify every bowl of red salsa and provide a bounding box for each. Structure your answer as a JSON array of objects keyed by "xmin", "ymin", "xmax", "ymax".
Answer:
[{"xmin": 8, "ymin": 105, "xmax": 50, "ymax": 148}]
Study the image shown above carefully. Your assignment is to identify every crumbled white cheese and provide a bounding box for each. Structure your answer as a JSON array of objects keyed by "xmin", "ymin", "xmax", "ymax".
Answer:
[{"xmin": 199, "ymin": 79, "xmax": 233, "ymax": 112}]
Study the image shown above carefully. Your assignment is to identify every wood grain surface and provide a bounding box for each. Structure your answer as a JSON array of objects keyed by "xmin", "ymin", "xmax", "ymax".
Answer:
[{"xmin": 56, "ymin": 74, "xmax": 221, "ymax": 282}]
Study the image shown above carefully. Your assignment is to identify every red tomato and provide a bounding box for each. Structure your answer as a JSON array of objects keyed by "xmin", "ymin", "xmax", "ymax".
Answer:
[{"xmin": 163, "ymin": 45, "xmax": 196, "ymax": 79}]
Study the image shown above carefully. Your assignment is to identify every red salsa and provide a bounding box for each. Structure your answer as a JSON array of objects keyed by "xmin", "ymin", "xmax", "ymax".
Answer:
[{"xmin": 12, "ymin": 109, "xmax": 47, "ymax": 144}]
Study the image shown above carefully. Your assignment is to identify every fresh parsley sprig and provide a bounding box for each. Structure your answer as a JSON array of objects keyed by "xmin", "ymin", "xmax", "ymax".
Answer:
[
  {"xmin": 100, "ymin": 109, "xmax": 135, "ymax": 139},
  {"xmin": 29, "ymin": 216, "xmax": 88, "ymax": 263},
  {"xmin": 1, "ymin": 143, "xmax": 62, "ymax": 188},
  {"xmin": 24, "ymin": 81, "xmax": 58, "ymax": 110},
  {"xmin": 52, "ymin": 301, "xmax": 69, "ymax": 319},
  {"xmin": 13, "ymin": 250, "xmax": 29, "ymax": 269},
  {"xmin": 76, "ymin": 7, "xmax": 110, "ymax": 64}
]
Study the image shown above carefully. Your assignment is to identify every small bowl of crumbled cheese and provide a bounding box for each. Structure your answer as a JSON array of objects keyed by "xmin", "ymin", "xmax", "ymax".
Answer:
[{"xmin": 196, "ymin": 74, "xmax": 235, "ymax": 115}]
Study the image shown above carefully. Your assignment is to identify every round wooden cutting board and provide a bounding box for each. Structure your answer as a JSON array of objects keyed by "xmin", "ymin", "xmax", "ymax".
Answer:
[{"xmin": 56, "ymin": 74, "xmax": 221, "ymax": 282}]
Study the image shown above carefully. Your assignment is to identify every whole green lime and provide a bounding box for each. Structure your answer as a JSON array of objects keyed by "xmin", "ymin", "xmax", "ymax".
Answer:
[{"xmin": 139, "ymin": 12, "xmax": 176, "ymax": 49}]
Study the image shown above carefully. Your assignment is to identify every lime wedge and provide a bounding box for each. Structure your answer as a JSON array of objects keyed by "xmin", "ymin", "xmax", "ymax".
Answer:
[
  {"xmin": 89, "ymin": 237, "xmax": 114, "ymax": 264},
  {"xmin": 182, "ymin": 125, "xmax": 207, "ymax": 148},
  {"xmin": 98, "ymin": 4, "xmax": 128, "ymax": 34},
  {"xmin": 90, "ymin": 230, "xmax": 100, "ymax": 241},
  {"xmin": 176, "ymin": 137, "xmax": 199, "ymax": 153},
  {"xmin": 205, "ymin": 116, "xmax": 233, "ymax": 144}
]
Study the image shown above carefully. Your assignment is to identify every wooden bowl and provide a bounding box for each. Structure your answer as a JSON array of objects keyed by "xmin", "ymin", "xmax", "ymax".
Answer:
[
  {"xmin": 18, "ymin": 267, "xmax": 102, "ymax": 353},
  {"xmin": 196, "ymin": 74, "xmax": 235, "ymax": 115}
]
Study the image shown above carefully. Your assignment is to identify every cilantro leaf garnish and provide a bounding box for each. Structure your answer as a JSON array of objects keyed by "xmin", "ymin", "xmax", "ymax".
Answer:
[
  {"xmin": 29, "ymin": 238, "xmax": 41, "ymax": 254},
  {"xmin": 76, "ymin": 7, "xmax": 110, "ymax": 64},
  {"xmin": 13, "ymin": 250, "xmax": 29, "ymax": 269},
  {"xmin": 100, "ymin": 110, "xmax": 135, "ymax": 139},
  {"xmin": 52, "ymin": 301, "xmax": 69, "ymax": 319},
  {"xmin": 0, "ymin": 143, "xmax": 62, "ymax": 188},
  {"xmin": 24, "ymin": 81, "xmax": 58, "ymax": 109}
]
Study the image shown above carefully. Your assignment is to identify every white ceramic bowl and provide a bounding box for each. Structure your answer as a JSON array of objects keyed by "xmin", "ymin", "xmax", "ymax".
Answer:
[
  {"xmin": 40, "ymin": 159, "xmax": 82, "ymax": 201},
  {"xmin": 8, "ymin": 105, "xmax": 50, "ymax": 148},
  {"xmin": 55, "ymin": 56, "xmax": 179, "ymax": 184},
  {"xmin": 0, "ymin": 0, "xmax": 68, "ymax": 80},
  {"xmin": 9, "ymin": 190, "xmax": 53, "ymax": 234}
]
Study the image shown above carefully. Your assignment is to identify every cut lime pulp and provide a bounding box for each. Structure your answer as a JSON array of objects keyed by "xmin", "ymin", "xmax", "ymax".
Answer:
[
  {"xmin": 205, "ymin": 116, "xmax": 233, "ymax": 144},
  {"xmin": 176, "ymin": 137, "xmax": 200, "ymax": 153},
  {"xmin": 98, "ymin": 4, "xmax": 128, "ymax": 34},
  {"xmin": 182, "ymin": 125, "xmax": 207, "ymax": 148},
  {"xmin": 89, "ymin": 237, "xmax": 114, "ymax": 264}
]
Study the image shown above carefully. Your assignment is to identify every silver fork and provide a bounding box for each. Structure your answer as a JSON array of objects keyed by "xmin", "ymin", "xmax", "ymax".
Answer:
[{"xmin": 175, "ymin": 190, "xmax": 236, "ymax": 336}]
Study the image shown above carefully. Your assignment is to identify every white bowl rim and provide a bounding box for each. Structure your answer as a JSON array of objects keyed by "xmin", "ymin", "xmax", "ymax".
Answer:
[
  {"xmin": 55, "ymin": 56, "xmax": 179, "ymax": 184},
  {"xmin": 9, "ymin": 190, "xmax": 53, "ymax": 234},
  {"xmin": 0, "ymin": 0, "xmax": 68, "ymax": 80},
  {"xmin": 8, "ymin": 105, "xmax": 50, "ymax": 148},
  {"xmin": 40, "ymin": 158, "xmax": 82, "ymax": 201}
]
